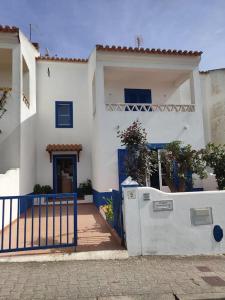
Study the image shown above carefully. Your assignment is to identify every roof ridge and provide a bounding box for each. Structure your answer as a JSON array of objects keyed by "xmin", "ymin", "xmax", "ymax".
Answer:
[
  {"xmin": 96, "ymin": 44, "xmax": 202, "ymax": 56},
  {"xmin": 36, "ymin": 56, "xmax": 88, "ymax": 63}
]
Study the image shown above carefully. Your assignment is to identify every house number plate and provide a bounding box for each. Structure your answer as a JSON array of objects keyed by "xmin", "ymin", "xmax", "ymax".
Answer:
[{"xmin": 153, "ymin": 200, "xmax": 173, "ymax": 212}]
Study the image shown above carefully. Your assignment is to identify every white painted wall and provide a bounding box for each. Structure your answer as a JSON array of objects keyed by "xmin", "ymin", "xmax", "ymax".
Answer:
[
  {"xmin": 124, "ymin": 186, "xmax": 225, "ymax": 256},
  {"xmin": 104, "ymin": 68, "xmax": 191, "ymax": 105},
  {"xmin": 19, "ymin": 31, "xmax": 39, "ymax": 195},
  {"xmin": 0, "ymin": 168, "xmax": 19, "ymax": 230},
  {"xmin": 0, "ymin": 43, "xmax": 21, "ymax": 174},
  {"xmin": 36, "ymin": 60, "xmax": 92, "ymax": 189},
  {"xmin": 92, "ymin": 53, "xmax": 205, "ymax": 192}
]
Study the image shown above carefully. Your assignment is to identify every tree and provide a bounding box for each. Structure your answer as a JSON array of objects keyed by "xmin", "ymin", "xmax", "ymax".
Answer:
[
  {"xmin": 160, "ymin": 141, "xmax": 207, "ymax": 192},
  {"xmin": 117, "ymin": 120, "xmax": 157, "ymax": 186},
  {"xmin": 201, "ymin": 143, "xmax": 225, "ymax": 190}
]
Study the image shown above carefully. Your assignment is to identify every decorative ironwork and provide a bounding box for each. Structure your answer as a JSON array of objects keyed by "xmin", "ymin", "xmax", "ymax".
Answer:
[{"xmin": 105, "ymin": 103, "xmax": 195, "ymax": 112}]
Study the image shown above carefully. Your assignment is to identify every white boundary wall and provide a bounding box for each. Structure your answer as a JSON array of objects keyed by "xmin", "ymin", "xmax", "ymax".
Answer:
[
  {"xmin": 0, "ymin": 168, "xmax": 19, "ymax": 230},
  {"xmin": 123, "ymin": 186, "xmax": 225, "ymax": 256}
]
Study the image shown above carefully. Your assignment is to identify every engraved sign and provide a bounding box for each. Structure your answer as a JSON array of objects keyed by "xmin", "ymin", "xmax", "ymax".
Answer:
[
  {"xmin": 127, "ymin": 190, "xmax": 136, "ymax": 200},
  {"xmin": 153, "ymin": 200, "xmax": 173, "ymax": 212},
  {"xmin": 143, "ymin": 193, "xmax": 150, "ymax": 201},
  {"xmin": 190, "ymin": 207, "xmax": 213, "ymax": 226}
]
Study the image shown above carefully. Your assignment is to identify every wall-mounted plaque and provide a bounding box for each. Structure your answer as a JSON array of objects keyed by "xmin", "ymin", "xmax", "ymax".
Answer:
[
  {"xmin": 153, "ymin": 200, "xmax": 173, "ymax": 212},
  {"xmin": 127, "ymin": 190, "xmax": 136, "ymax": 200},
  {"xmin": 190, "ymin": 207, "xmax": 213, "ymax": 226},
  {"xmin": 143, "ymin": 193, "xmax": 150, "ymax": 201}
]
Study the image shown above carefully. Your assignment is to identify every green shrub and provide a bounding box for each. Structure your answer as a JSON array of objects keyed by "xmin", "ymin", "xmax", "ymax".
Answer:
[
  {"xmin": 33, "ymin": 184, "xmax": 42, "ymax": 194},
  {"xmin": 78, "ymin": 179, "xmax": 92, "ymax": 196},
  {"xmin": 33, "ymin": 184, "xmax": 53, "ymax": 194}
]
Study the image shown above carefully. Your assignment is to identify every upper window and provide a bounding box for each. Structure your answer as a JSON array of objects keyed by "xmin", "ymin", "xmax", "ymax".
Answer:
[
  {"xmin": 55, "ymin": 101, "xmax": 73, "ymax": 128},
  {"xmin": 124, "ymin": 89, "xmax": 152, "ymax": 103}
]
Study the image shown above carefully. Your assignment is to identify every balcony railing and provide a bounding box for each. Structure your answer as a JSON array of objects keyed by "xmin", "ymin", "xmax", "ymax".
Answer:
[{"xmin": 105, "ymin": 103, "xmax": 195, "ymax": 112}]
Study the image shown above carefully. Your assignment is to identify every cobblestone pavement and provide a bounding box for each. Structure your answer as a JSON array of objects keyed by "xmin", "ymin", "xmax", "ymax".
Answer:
[{"xmin": 2, "ymin": 255, "xmax": 225, "ymax": 299}]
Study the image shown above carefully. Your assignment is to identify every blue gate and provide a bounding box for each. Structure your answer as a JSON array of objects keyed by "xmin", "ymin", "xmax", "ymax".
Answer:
[
  {"xmin": 112, "ymin": 190, "xmax": 124, "ymax": 244},
  {"xmin": 0, "ymin": 193, "xmax": 77, "ymax": 253}
]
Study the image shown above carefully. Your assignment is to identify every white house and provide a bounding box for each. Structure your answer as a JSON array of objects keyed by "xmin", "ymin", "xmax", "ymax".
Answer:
[{"xmin": 0, "ymin": 25, "xmax": 219, "ymax": 205}]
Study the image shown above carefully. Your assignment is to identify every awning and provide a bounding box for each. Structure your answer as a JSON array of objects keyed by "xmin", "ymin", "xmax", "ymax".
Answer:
[{"xmin": 46, "ymin": 144, "xmax": 82, "ymax": 162}]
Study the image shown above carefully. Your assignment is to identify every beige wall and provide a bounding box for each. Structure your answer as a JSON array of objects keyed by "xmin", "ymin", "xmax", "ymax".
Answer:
[{"xmin": 200, "ymin": 69, "xmax": 225, "ymax": 144}]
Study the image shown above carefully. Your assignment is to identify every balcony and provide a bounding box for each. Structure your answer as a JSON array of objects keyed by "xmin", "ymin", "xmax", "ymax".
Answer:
[{"xmin": 104, "ymin": 66, "xmax": 196, "ymax": 113}]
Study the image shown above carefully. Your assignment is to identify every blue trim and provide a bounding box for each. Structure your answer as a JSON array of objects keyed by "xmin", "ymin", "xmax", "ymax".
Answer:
[
  {"xmin": 191, "ymin": 188, "xmax": 204, "ymax": 192},
  {"xmin": 148, "ymin": 143, "xmax": 167, "ymax": 150},
  {"xmin": 55, "ymin": 101, "xmax": 73, "ymax": 128},
  {"xmin": 53, "ymin": 154, "xmax": 77, "ymax": 193},
  {"xmin": 93, "ymin": 190, "xmax": 112, "ymax": 208}
]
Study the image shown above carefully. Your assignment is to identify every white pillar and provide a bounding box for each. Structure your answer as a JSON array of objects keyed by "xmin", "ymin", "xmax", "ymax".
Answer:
[{"xmin": 123, "ymin": 186, "xmax": 142, "ymax": 256}]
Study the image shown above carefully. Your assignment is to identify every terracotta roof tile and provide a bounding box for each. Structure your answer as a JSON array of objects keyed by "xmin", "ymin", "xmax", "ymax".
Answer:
[
  {"xmin": 199, "ymin": 71, "xmax": 209, "ymax": 74},
  {"xmin": 96, "ymin": 44, "xmax": 202, "ymax": 57},
  {"xmin": 0, "ymin": 25, "xmax": 19, "ymax": 33},
  {"xmin": 46, "ymin": 144, "xmax": 82, "ymax": 152},
  {"xmin": 46, "ymin": 144, "xmax": 83, "ymax": 162},
  {"xmin": 36, "ymin": 56, "xmax": 88, "ymax": 63}
]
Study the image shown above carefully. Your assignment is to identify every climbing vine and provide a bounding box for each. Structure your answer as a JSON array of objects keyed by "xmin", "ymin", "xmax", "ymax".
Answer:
[
  {"xmin": 0, "ymin": 89, "xmax": 9, "ymax": 119},
  {"xmin": 0, "ymin": 88, "xmax": 10, "ymax": 133}
]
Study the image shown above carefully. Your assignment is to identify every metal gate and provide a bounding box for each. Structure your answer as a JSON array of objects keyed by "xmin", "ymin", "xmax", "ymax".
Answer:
[
  {"xmin": 112, "ymin": 190, "xmax": 124, "ymax": 244},
  {"xmin": 0, "ymin": 193, "xmax": 77, "ymax": 253}
]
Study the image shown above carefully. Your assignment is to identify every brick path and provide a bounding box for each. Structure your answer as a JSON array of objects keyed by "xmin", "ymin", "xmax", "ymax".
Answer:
[
  {"xmin": 0, "ymin": 203, "xmax": 122, "ymax": 256},
  {"xmin": 2, "ymin": 256, "xmax": 225, "ymax": 299}
]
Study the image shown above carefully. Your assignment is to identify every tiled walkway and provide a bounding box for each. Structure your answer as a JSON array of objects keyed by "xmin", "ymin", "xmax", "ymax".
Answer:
[
  {"xmin": 2, "ymin": 256, "xmax": 225, "ymax": 299},
  {"xmin": 0, "ymin": 203, "xmax": 123, "ymax": 256},
  {"xmin": 77, "ymin": 204, "xmax": 123, "ymax": 252}
]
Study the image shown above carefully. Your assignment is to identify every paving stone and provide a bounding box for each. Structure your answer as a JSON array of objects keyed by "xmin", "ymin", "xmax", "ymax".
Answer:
[{"xmin": 1, "ymin": 256, "xmax": 225, "ymax": 299}]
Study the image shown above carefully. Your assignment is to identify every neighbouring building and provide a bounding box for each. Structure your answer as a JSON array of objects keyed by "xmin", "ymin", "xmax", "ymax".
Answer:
[{"xmin": 0, "ymin": 25, "xmax": 222, "ymax": 204}]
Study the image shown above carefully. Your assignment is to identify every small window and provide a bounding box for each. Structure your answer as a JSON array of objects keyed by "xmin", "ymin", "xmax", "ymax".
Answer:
[
  {"xmin": 55, "ymin": 101, "xmax": 73, "ymax": 128},
  {"xmin": 124, "ymin": 89, "xmax": 152, "ymax": 103}
]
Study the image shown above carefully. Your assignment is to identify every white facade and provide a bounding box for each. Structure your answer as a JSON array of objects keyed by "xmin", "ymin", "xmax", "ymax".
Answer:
[{"xmin": 0, "ymin": 26, "xmax": 221, "ymax": 197}]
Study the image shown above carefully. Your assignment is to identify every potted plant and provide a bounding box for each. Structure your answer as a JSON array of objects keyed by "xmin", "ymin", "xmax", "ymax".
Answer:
[{"xmin": 78, "ymin": 179, "xmax": 93, "ymax": 202}]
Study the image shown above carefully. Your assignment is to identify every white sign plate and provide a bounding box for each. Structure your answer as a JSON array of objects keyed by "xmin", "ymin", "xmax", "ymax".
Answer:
[{"xmin": 153, "ymin": 200, "xmax": 173, "ymax": 212}]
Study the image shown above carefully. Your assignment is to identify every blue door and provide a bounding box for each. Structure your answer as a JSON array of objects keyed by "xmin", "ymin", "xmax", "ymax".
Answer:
[{"xmin": 53, "ymin": 155, "xmax": 77, "ymax": 193}]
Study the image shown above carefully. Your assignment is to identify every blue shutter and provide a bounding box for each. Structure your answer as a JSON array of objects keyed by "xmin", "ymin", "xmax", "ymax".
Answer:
[
  {"xmin": 55, "ymin": 101, "xmax": 73, "ymax": 128},
  {"xmin": 124, "ymin": 89, "xmax": 152, "ymax": 104}
]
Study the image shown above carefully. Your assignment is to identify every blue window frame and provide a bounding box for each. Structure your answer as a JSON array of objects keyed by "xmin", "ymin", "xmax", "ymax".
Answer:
[
  {"xmin": 124, "ymin": 89, "xmax": 152, "ymax": 104},
  {"xmin": 55, "ymin": 101, "xmax": 73, "ymax": 128}
]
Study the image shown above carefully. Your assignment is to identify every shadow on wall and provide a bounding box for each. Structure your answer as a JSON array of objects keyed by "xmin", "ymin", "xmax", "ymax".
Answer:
[
  {"xmin": 0, "ymin": 125, "xmax": 20, "ymax": 173},
  {"xmin": 0, "ymin": 113, "xmax": 37, "ymax": 195}
]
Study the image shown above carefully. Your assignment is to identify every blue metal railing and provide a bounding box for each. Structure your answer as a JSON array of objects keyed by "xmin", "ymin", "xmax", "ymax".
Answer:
[
  {"xmin": 0, "ymin": 193, "xmax": 77, "ymax": 253},
  {"xmin": 112, "ymin": 190, "xmax": 124, "ymax": 241}
]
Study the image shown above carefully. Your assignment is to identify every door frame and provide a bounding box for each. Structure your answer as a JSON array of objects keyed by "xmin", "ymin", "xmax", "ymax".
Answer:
[{"xmin": 53, "ymin": 154, "xmax": 77, "ymax": 194}]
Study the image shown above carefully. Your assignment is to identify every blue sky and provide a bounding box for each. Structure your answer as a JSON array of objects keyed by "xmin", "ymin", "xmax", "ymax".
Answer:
[{"xmin": 1, "ymin": 0, "xmax": 225, "ymax": 70}]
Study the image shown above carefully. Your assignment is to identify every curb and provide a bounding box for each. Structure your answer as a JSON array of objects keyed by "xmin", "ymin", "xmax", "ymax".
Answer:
[{"xmin": 0, "ymin": 250, "xmax": 129, "ymax": 263}]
